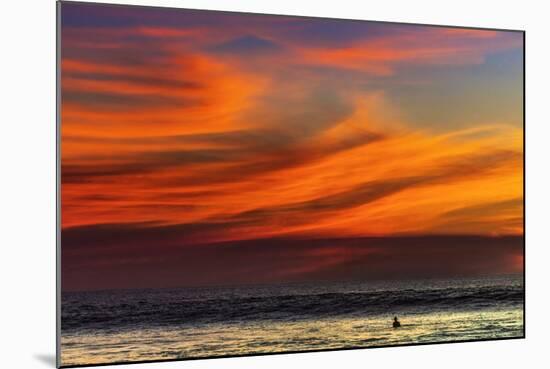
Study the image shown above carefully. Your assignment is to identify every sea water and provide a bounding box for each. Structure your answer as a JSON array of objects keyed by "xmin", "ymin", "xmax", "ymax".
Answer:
[{"xmin": 60, "ymin": 274, "xmax": 524, "ymax": 366}]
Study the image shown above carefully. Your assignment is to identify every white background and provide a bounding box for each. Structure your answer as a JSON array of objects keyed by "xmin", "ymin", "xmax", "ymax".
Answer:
[{"xmin": 1, "ymin": 0, "xmax": 549, "ymax": 368}]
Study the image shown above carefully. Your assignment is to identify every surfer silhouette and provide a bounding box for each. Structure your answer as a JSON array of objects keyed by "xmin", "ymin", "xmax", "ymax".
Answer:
[{"xmin": 393, "ymin": 316, "xmax": 401, "ymax": 328}]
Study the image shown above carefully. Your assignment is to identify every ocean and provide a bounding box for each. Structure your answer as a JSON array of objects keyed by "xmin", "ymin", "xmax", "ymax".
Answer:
[{"xmin": 60, "ymin": 274, "xmax": 524, "ymax": 366}]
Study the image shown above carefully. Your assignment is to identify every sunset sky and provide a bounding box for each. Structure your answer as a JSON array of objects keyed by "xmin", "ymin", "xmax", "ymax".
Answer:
[{"xmin": 60, "ymin": 2, "xmax": 524, "ymax": 291}]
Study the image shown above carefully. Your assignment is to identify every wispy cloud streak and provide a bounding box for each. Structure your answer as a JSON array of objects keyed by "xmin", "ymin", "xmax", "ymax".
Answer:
[{"xmin": 60, "ymin": 3, "xmax": 523, "ymax": 289}]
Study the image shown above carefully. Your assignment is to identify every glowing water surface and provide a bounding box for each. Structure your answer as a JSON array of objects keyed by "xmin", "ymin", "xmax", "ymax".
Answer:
[{"xmin": 61, "ymin": 275, "xmax": 523, "ymax": 366}]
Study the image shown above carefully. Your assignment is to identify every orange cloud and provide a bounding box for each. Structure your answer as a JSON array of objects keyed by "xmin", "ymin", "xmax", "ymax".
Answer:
[
  {"xmin": 61, "ymin": 21, "xmax": 522, "ymax": 242},
  {"xmin": 296, "ymin": 27, "xmax": 521, "ymax": 74},
  {"xmin": 59, "ymin": 5, "xmax": 523, "ymax": 290},
  {"xmin": 62, "ymin": 90, "xmax": 522, "ymax": 240}
]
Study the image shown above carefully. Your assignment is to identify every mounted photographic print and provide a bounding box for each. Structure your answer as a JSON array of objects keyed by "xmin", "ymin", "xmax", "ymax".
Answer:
[{"xmin": 57, "ymin": 1, "xmax": 525, "ymax": 367}]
